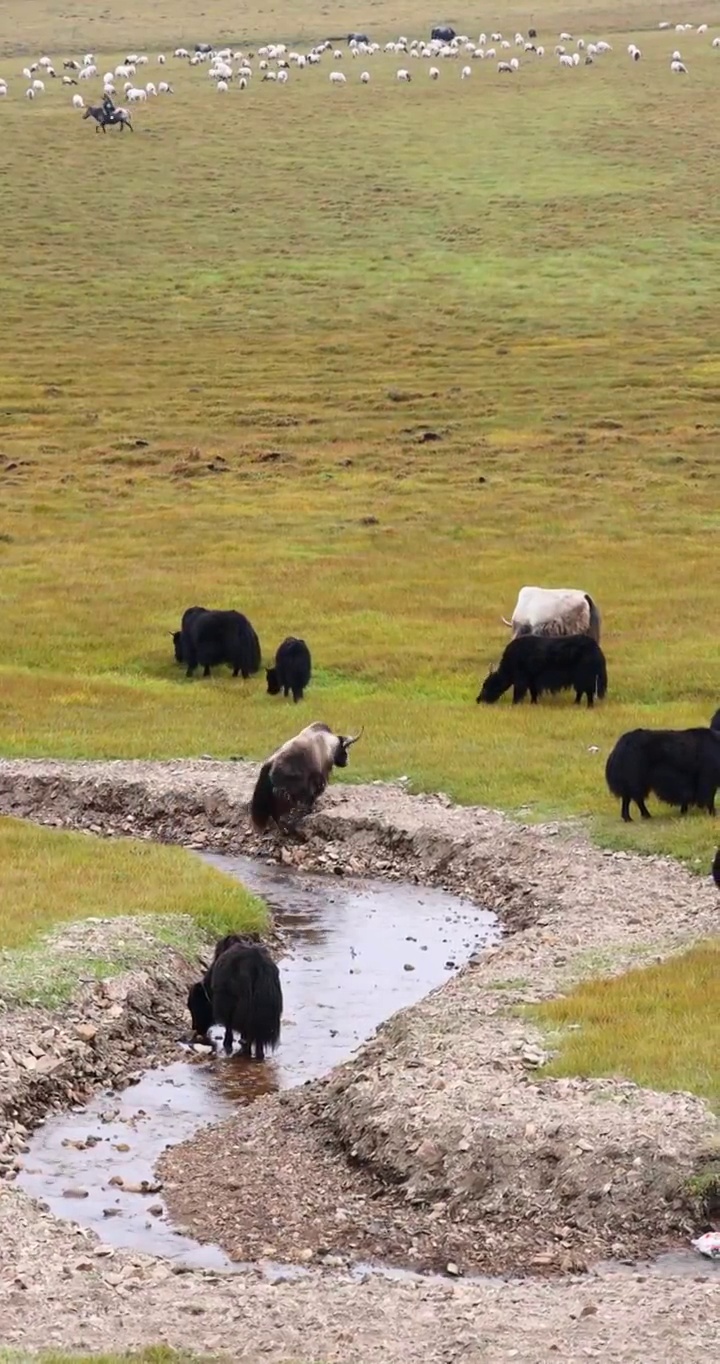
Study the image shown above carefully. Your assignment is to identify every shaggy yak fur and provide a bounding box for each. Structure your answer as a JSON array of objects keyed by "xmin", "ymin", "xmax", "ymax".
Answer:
[
  {"xmin": 172, "ymin": 605, "xmax": 261, "ymax": 679},
  {"xmin": 605, "ymin": 717, "xmax": 720, "ymax": 822},
  {"xmin": 477, "ymin": 634, "xmax": 607, "ymax": 708},
  {"xmin": 187, "ymin": 935, "xmax": 282, "ymax": 1060},
  {"xmin": 250, "ymin": 721, "xmax": 362, "ymax": 833},
  {"xmin": 266, "ymin": 636, "xmax": 312, "ymax": 704}
]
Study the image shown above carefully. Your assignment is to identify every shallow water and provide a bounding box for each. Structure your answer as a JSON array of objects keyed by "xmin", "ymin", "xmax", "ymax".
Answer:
[{"xmin": 18, "ymin": 856, "xmax": 498, "ymax": 1270}]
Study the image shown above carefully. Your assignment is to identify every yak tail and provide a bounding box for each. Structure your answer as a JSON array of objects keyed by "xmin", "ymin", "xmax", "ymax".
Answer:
[
  {"xmin": 250, "ymin": 760, "xmax": 275, "ymax": 833},
  {"xmin": 595, "ymin": 648, "xmax": 608, "ymax": 700},
  {"xmin": 585, "ymin": 594, "xmax": 601, "ymax": 643},
  {"xmin": 243, "ymin": 951, "xmax": 283, "ymax": 1051}
]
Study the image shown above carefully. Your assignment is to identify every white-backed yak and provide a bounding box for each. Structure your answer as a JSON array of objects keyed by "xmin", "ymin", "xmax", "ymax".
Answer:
[
  {"xmin": 502, "ymin": 586, "xmax": 601, "ymax": 642},
  {"xmin": 250, "ymin": 722, "xmax": 362, "ymax": 833}
]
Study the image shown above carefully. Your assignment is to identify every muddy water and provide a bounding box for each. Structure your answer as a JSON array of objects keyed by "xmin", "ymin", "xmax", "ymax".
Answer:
[{"xmin": 18, "ymin": 857, "xmax": 498, "ymax": 1271}]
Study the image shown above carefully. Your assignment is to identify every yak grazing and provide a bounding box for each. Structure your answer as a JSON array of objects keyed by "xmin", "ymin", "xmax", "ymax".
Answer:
[
  {"xmin": 187, "ymin": 934, "xmax": 282, "ymax": 1059},
  {"xmin": 477, "ymin": 634, "xmax": 607, "ymax": 708},
  {"xmin": 605, "ymin": 713, "xmax": 720, "ymax": 822},
  {"xmin": 502, "ymin": 586, "xmax": 602, "ymax": 643},
  {"xmin": 250, "ymin": 721, "xmax": 362, "ymax": 833},
  {"xmin": 173, "ymin": 605, "xmax": 260, "ymax": 679},
  {"xmin": 266, "ymin": 636, "xmax": 312, "ymax": 704}
]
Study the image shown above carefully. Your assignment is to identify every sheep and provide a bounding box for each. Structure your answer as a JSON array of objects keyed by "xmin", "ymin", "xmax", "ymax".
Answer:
[
  {"xmin": 572, "ymin": 51, "xmax": 580, "ymax": 65},
  {"xmin": 32, "ymin": 78, "xmax": 45, "ymax": 92},
  {"xmin": 596, "ymin": 41, "xmax": 612, "ymax": 52},
  {"xmin": 429, "ymin": 65, "xmax": 440, "ymax": 78},
  {"xmin": 157, "ymin": 53, "xmax": 166, "ymax": 64},
  {"xmin": 250, "ymin": 722, "xmax": 363, "ymax": 833},
  {"xmin": 559, "ymin": 53, "xmax": 574, "ymax": 66},
  {"xmin": 500, "ymin": 40, "xmax": 511, "ymax": 49},
  {"xmin": 25, "ymin": 87, "xmax": 35, "ymax": 99},
  {"xmin": 697, "ymin": 23, "xmax": 708, "ymax": 33},
  {"xmin": 0, "ymin": 85, "xmax": 6, "ymax": 96},
  {"xmin": 329, "ymin": 71, "xmax": 346, "ymax": 84},
  {"xmin": 158, "ymin": 81, "xmax": 172, "ymax": 93},
  {"xmin": 360, "ymin": 70, "xmax": 370, "ymax": 82},
  {"xmin": 83, "ymin": 53, "xmax": 94, "ymax": 65},
  {"xmin": 713, "ymin": 36, "xmax": 720, "ymax": 48},
  {"xmin": 62, "ymin": 75, "xmax": 76, "ymax": 85},
  {"xmin": 671, "ymin": 59, "xmax": 688, "ymax": 73},
  {"xmin": 145, "ymin": 81, "xmax": 157, "ymax": 95},
  {"xmin": 672, "ymin": 49, "xmax": 682, "ymax": 60},
  {"xmin": 486, "ymin": 47, "xmax": 496, "ymax": 58},
  {"xmin": 510, "ymin": 56, "xmax": 519, "ymax": 69},
  {"xmin": 559, "ymin": 31, "xmax": 572, "ymax": 41},
  {"xmin": 216, "ymin": 79, "xmax": 228, "ymax": 91},
  {"xmin": 262, "ymin": 70, "xmax": 277, "ymax": 80},
  {"xmin": 577, "ymin": 37, "xmax": 585, "ymax": 49},
  {"xmin": 628, "ymin": 44, "xmax": 641, "ymax": 60},
  {"xmin": 277, "ymin": 69, "xmax": 288, "ymax": 82},
  {"xmin": 127, "ymin": 86, "xmax": 148, "ymax": 100},
  {"xmin": 461, "ymin": 64, "xmax": 471, "ymax": 78},
  {"xmin": 333, "ymin": 49, "xmax": 343, "ymax": 59},
  {"xmin": 396, "ymin": 68, "xmax": 412, "ymax": 80},
  {"xmin": 238, "ymin": 77, "xmax": 247, "ymax": 89},
  {"xmin": 536, "ymin": 46, "xmax": 545, "ymax": 56},
  {"xmin": 72, "ymin": 93, "xmax": 84, "ymax": 108},
  {"xmin": 174, "ymin": 48, "xmax": 189, "ymax": 58},
  {"xmin": 498, "ymin": 61, "xmax": 513, "ymax": 73}
]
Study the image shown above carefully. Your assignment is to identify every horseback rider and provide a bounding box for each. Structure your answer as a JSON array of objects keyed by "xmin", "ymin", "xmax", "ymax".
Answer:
[{"xmin": 102, "ymin": 91, "xmax": 116, "ymax": 121}]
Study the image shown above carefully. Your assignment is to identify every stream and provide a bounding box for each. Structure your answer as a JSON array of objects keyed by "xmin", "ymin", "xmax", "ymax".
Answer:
[{"xmin": 18, "ymin": 855, "xmax": 498, "ymax": 1273}]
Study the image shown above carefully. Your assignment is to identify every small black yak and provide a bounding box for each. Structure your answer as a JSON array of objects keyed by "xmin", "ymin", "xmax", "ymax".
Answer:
[
  {"xmin": 187, "ymin": 936, "xmax": 282, "ymax": 1059},
  {"xmin": 266, "ymin": 636, "xmax": 312, "ymax": 704},
  {"xmin": 605, "ymin": 719, "xmax": 720, "ymax": 822},
  {"xmin": 431, "ymin": 25, "xmax": 456, "ymax": 41},
  {"xmin": 477, "ymin": 634, "xmax": 607, "ymax": 708},
  {"xmin": 173, "ymin": 605, "xmax": 260, "ymax": 679},
  {"xmin": 250, "ymin": 721, "xmax": 362, "ymax": 833}
]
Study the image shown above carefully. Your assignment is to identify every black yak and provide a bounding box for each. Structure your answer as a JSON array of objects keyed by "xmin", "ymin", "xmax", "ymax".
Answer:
[
  {"xmin": 173, "ymin": 606, "xmax": 261, "ymax": 678},
  {"xmin": 605, "ymin": 722, "xmax": 720, "ymax": 822},
  {"xmin": 348, "ymin": 31, "xmax": 369, "ymax": 43},
  {"xmin": 431, "ymin": 25, "xmax": 455, "ymax": 41},
  {"xmin": 477, "ymin": 634, "xmax": 607, "ymax": 708},
  {"xmin": 266, "ymin": 636, "xmax": 312, "ymax": 704},
  {"xmin": 250, "ymin": 721, "xmax": 362, "ymax": 833},
  {"xmin": 187, "ymin": 937, "xmax": 282, "ymax": 1059}
]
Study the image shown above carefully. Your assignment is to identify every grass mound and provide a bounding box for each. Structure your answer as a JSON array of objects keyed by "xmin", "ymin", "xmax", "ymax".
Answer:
[
  {"xmin": 0, "ymin": 816, "xmax": 265, "ymax": 951},
  {"xmin": 536, "ymin": 942, "xmax": 720, "ymax": 1108}
]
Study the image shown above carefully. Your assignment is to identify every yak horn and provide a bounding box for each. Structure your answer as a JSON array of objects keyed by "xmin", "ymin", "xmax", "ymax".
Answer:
[
  {"xmin": 342, "ymin": 726, "xmax": 364, "ymax": 748},
  {"xmin": 501, "ymin": 616, "xmax": 512, "ymax": 627}
]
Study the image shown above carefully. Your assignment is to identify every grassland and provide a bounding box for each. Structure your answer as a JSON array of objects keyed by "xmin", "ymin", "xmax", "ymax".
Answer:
[
  {"xmin": 0, "ymin": 1, "xmax": 718, "ymax": 875},
  {"xmin": 0, "ymin": 816, "xmax": 265, "ymax": 954},
  {"xmin": 537, "ymin": 940, "xmax": 720, "ymax": 1108}
]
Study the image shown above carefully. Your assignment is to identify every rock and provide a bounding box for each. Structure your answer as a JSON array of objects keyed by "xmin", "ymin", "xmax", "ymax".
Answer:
[
  {"xmin": 148, "ymin": 1203, "xmax": 164, "ymax": 1217},
  {"xmin": 446, "ymin": 1262, "xmax": 462, "ymax": 1277},
  {"xmin": 62, "ymin": 1187, "xmax": 90, "ymax": 1199},
  {"xmin": 75, "ymin": 1024, "xmax": 98, "ymax": 1043}
]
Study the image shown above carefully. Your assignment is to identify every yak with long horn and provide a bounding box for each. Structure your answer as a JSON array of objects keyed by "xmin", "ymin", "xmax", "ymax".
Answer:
[{"xmin": 250, "ymin": 722, "xmax": 363, "ymax": 834}]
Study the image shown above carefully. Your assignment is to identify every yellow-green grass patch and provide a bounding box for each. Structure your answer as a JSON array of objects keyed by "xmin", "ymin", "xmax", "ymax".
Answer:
[{"xmin": 535, "ymin": 942, "xmax": 720, "ymax": 1108}]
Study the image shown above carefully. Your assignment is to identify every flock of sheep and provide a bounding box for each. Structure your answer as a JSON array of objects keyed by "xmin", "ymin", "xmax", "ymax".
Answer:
[{"xmin": 1, "ymin": 19, "xmax": 719, "ymax": 113}]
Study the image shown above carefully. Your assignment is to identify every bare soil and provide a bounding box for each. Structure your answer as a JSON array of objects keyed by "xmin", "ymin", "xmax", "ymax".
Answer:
[{"xmin": 0, "ymin": 757, "xmax": 718, "ymax": 1360}]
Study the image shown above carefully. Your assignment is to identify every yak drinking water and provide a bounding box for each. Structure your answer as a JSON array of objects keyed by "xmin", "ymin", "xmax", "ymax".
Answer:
[
  {"xmin": 187, "ymin": 935, "xmax": 282, "ymax": 1060},
  {"xmin": 250, "ymin": 721, "xmax": 362, "ymax": 833}
]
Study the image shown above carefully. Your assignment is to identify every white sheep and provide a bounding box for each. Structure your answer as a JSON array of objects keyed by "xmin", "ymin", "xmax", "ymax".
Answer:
[
  {"xmin": 174, "ymin": 48, "xmax": 189, "ymax": 58},
  {"xmin": 461, "ymin": 64, "xmax": 471, "ymax": 78},
  {"xmin": 360, "ymin": 70, "xmax": 370, "ymax": 82},
  {"xmin": 277, "ymin": 69, "xmax": 288, "ymax": 82},
  {"xmin": 83, "ymin": 53, "xmax": 94, "ymax": 65},
  {"xmin": 238, "ymin": 77, "xmax": 247, "ymax": 89},
  {"xmin": 429, "ymin": 65, "xmax": 440, "ymax": 78},
  {"xmin": 25, "ymin": 87, "xmax": 35, "ymax": 99},
  {"xmin": 104, "ymin": 84, "xmax": 116, "ymax": 96},
  {"xmin": 157, "ymin": 54, "xmax": 166, "ymax": 64},
  {"xmin": 536, "ymin": 46, "xmax": 545, "ymax": 56},
  {"xmin": 510, "ymin": 56, "xmax": 519, "ymax": 69},
  {"xmin": 72, "ymin": 93, "xmax": 84, "ymax": 107},
  {"xmin": 79, "ymin": 65, "xmax": 96, "ymax": 79},
  {"xmin": 329, "ymin": 70, "xmax": 346, "ymax": 84},
  {"xmin": 333, "ymin": 49, "xmax": 343, "ymax": 59},
  {"xmin": 498, "ymin": 61, "xmax": 513, "ymax": 73},
  {"xmin": 697, "ymin": 23, "xmax": 707, "ymax": 33},
  {"xmin": 216, "ymin": 79, "xmax": 229, "ymax": 92},
  {"xmin": 596, "ymin": 41, "xmax": 612, "ymax": 52},
  {"xmin": 145, "ymin": 81, "xmax": 156, "ymax": 95},
  {"xmin": 713, "ymin": 36, "xmax": 720, "ymax": 47},
  {"xmin": 136, "ymin": 55, "xmax": 148, "ymax": 66},
  {"xmin": 628, "ymin": 45, "xmax": 641, "ymax": 61},
  {"xmin": 158, "ymin": 81, "xmax": 172, "ymax": 93},
  {"xmin": 262, "ymin": 70, "xmax": 277, "ymax": 80},
  {"xmin": 572, "ymin": 52, "xmax": 580, "ymax": 65},
  {"xmin": 0, "ymin": 85, "xmax": 6, "ymax": 96},
  {"xmin": 500, "ymin": 40, "xmax": 511, "ymax": 49},
  {"xmin": 39, "ymin": 55, "xmax": 51, "ymax": 67},
  {"xmin": 396, "ymin": 68, "xmax": 412, "ymax": 80},
  {"xmin": 127, "ymin": 86, "xmax": 148, "ymax": 100},
  {"xmin": 559, "ymin": 54, "xmax": 574, "ymax": 67},
  {"xmin": 559, "ymin": 31, "xmax": 572, "ymax": 41},
  {"xmin": 514, "ymin": 32, "xmax": 524, "ymax": 45},
  {"xmin": 485, "ymin": 47, "xmax": 496, "ymax": 58},
  {"xmin": 670, "ymin": 59, "xmax": 688, "ymax": 73},
  {"xmin": 32, "ymin": 78, "xmax": 45, "ymax": 92}
]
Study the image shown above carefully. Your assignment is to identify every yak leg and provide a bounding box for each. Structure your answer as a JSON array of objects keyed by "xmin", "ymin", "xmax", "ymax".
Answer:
[
  {"xmin": 223, "ymin": 1025, "xmax": 234, "ymax": 1056},
  {"xmin": 621, "ymin": 797, "xmax": 632, "ymax": 822},
  {"xmin": 240, "ymin": 1039, "xmax": 252, "ymax": 1058},
  {"xmin": 254, "ymin": 1041, "xmax": 265, "ymax": 1062},
  {"xmin": 680, "ymin": 804, "xmax": 688, "ymax": 815},
  {"xmin": 202, "ymin": 665, "xmax": 211, "ymax": 677},
  {"xmin": 638, "ymin": 799, "xmax": 652, "ymax": 820},
  {"xmin": 512, "ymin": 685, "xmax": 527, "ymax": 704},
  {"xmin": 585, "ymin": 690, "xmax": 594, "ymax": 708}
]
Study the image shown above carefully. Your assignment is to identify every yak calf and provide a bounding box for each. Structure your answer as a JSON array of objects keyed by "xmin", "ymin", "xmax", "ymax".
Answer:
[{"xmin": 266, "ymin": 636, "xmax": 312, "ymax": 704}]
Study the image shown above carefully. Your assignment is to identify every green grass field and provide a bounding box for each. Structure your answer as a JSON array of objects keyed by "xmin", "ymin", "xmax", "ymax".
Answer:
[{"xmin": 0, "ymin": 1, "xmax": 718, "ymax": 872}]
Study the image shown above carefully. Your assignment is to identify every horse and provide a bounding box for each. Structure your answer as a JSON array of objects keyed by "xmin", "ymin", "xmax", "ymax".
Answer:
[{"xmin": 83, "ymin": 105, "xmax": 133, "ymax": 132}]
